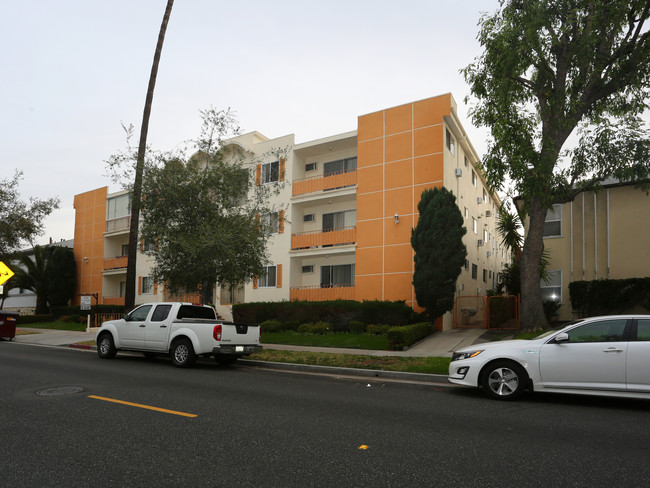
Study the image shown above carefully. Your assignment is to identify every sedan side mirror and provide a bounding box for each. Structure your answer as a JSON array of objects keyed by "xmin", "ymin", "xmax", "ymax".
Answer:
[{"xmin": 554, "ymin": 332, "xmax": 569, "ymax": 343}]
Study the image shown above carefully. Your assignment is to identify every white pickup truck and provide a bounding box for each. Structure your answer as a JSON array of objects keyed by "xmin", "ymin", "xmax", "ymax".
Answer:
[{"xmin": 96, "ymin": 302, "xmax": 262, "ymax": 367}]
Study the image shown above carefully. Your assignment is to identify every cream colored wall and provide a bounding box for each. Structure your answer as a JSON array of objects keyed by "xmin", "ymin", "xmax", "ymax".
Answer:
[{"xmin": 544, "ymin": 184, "xmax": 650, "ymax": 320}]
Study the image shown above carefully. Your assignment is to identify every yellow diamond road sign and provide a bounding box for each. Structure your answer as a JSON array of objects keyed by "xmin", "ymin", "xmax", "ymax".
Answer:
[{"xmin": 0, "ymin": 261, "xmax": 15, "ymax": 286}]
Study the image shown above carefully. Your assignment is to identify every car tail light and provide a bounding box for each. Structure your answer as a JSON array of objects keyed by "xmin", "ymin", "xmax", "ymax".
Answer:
[{"xmin": 213, "ymin": 324, "xmax": 222, "ymax": 341}]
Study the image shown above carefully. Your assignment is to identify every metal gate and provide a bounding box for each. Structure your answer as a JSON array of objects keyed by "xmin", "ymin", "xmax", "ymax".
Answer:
[{"xmin": 453, "ymin": 295, "xmax": 520, "ymax": 330}]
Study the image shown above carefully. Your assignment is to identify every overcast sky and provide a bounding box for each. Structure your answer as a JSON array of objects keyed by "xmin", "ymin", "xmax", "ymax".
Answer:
[{"xmin": 2, "ymin": 0, "xmax": 501, "ymax": 244}]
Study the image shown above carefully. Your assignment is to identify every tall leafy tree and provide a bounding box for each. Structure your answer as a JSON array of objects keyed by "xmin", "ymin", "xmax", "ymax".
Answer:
[
  {"xmin": 139, "ymin": 109, "xmax": 285, "ymax": 305},
  {"xmin": 464, "ymin": 1, "xmax": 650, "ymax": 329},
  {"xmin": 125, "ymin": 0, "xmax": 174, "ymax": 311},
  {"xmin": 411, "ymin": 187, "xmax": 467, "ymax": 321},
  {"xmin": 0, "ymin": 171, "xmax": 59, "ymax": 257}
]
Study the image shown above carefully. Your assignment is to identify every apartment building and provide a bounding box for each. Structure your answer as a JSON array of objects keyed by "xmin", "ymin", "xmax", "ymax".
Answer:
[
  {"xmin": 72, "ymin": 93, "xmax": 510, "ymax": 330},
  {"xmin": 540, "ymin": 180, "xmax": 650, "ymax": 320}
]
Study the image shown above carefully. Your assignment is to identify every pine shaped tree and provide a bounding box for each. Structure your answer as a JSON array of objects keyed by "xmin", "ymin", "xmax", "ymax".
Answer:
[{"xmin": 411, "ymin": 187, "xmax": 467, "ymax": 320}]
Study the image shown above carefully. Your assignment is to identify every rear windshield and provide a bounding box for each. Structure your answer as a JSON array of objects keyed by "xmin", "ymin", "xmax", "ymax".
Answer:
[{"xmin": 177, "ymin": 305, "xmax": 216, "ymax": 320}]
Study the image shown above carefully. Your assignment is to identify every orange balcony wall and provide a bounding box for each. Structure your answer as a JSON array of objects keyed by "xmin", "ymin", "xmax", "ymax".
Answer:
[
  {"xmin": 291, "ymin": 227, "xmax": 356, "ymax": 250},
  {"xmin": 290, "ymin": 285, "xmax": 355, "ymax": 301},
  {"xmin": 292, "ymin": 171, "xmax": 356, "ymax": 196},
  {"xmin": 103, "ymin": 256, "xmax": 128, "ymax": 270}
]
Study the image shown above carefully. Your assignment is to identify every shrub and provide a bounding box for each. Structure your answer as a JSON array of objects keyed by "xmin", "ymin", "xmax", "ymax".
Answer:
[
  {"xmin": 542, "ymin": 301, "xmax": 561, "ymax": 323},
  {"xmin": 347, "ymin": 320, "xmax": 365, "ymax": 334},
  {"xmin": 260, "ymin": 319, "xmax": 285, "ymax": 332},
  {"xmin": 569, "ymin": 278, "xmax": 650, "ymax": 316},
  {"xmin": 298, "ymin": 322, "xmax": 331, "ymax": 335},
  {"xmin": 386, "ymin": 322, "xmax": 434, "ymax": 350},
  {"xmin": 16, "ymin": 314, "xmax": 55, "ymax": 324},
  {"xmin": 366, "ymin": 324, "xmax": 391, "ymax": 335},
  {"xmin": 233, "ymin": 300, "xmax": 417, "ymax": 326}
]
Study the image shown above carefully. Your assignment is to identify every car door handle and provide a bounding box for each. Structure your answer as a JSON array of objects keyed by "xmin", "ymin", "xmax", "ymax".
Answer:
[
  {"xmin": 139, "ymin": 325, "xmax": 146, "ymax": 328},
  {"xmin": 160, "ymin": 325, "xmax": 167, "ymax": 328},
  {"xmin": 603, "ymin": 347, "xmax": 623, "ymax": 353}
]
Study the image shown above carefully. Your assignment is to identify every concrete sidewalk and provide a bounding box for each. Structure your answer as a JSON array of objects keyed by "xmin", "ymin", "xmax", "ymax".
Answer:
[{"xmin": 9, "ymin": 326, "xmax": 499, "ymax": 357}]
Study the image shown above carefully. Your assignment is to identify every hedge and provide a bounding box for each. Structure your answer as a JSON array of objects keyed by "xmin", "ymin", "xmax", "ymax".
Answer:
[
  {"xmin": 233, "ymin": 300, "xmax": 423, "ymax": 329},
  {"xmin": 15, "ymin": 314, "xmax": 56, "ymax": 324},
  {"xmin": 569, "ymin": 278, "xmax": 650, "ymax": 316},
  {"xmin": 387, "ymin": 322, "xmax": 434, "ymax": 350}
]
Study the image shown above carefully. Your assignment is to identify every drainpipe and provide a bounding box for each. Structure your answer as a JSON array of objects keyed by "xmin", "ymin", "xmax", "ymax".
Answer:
[
  {"xmin": 607, "ymin": 189, "xmax": 610, "ymax": 278},
  {"xmin": 582, "ymin": 193, "xmax": 585, "ymax": 280},
  {"xmin": 594, "ymin": 193, "xmax": 598, "ymax": 279}
]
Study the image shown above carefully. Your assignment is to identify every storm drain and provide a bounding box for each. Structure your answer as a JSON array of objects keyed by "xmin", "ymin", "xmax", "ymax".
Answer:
[{"xmin": 36, "ymin": 386, "xmax": 84, "ymax": 396}]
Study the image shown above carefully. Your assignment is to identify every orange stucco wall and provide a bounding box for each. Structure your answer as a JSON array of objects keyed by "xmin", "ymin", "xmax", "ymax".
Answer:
[
  {"xmin": 72, "ymin": 187, "xmax": 107, "ymax": 305},
  {"xmin": 356, "ymin": 94, "xmax": 451, "ymax": 310}
]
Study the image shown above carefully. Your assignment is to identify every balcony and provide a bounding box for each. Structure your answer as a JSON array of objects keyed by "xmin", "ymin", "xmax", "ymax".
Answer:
[
  {"xmin": 291, "ymin": 227, "xmax": 356, "ymax": 250},
  {"xmin": 292, "ymin": 170, "xmax": 356, "ymax": 196},
  {"xmin": 290, "ymin": 284, "xmax": 355, "ymax": 301},
  {"xmin": 103, "ymin": 256, "xmax": 127, "ymax": 270},
  {"xmin": 106, "ymin": 216, "xmax": 131, "ymax": 234}
]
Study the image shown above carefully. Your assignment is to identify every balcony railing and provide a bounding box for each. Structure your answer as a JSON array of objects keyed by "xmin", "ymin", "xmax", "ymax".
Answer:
[
  {"xmin": 292, "ymin": 170, "xmax": 357, "ymax": 196},
  {"xmin": 106, "ymin": 216, "xmax": 131, "ymax": 233},
  {"xmin": 290, "ymin": 284, "xmax": 355, "ymax": 301},
  {"xmin": 291, "ymin": 226, "xmax": 356, "ymax": 250},
  {"xmin": 103, "ymin": 256, "xmax": 127, "ymax": 270}
]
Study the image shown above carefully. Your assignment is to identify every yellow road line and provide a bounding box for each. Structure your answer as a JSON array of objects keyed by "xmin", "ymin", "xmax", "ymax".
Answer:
[{"xmin": 88, "ymin": 395, "xmax": 197, "ymax": 418}]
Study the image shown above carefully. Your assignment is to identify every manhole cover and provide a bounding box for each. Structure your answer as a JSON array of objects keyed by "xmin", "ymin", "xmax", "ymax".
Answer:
[{"xmin": 36, "ymin": 386, "xmax": 84, "ymax": 396}]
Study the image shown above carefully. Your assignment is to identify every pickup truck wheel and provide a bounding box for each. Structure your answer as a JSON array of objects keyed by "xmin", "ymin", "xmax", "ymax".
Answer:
[
  {"xmin": 171, "ymin": 338, "xmax": 196, "ymax": 368},
  {"xmin": 215, "ymin": 355, "xmax": 238, "ymax": 365},
  {"xmin": 97, "ymin": 333, "xmax": 117, "ymax": 359}
]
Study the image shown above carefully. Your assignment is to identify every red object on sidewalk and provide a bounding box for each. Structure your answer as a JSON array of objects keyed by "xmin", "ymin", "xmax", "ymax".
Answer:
[{"xmin": 0, "ymin": 311, "xmax": 19, "ymax": 340}]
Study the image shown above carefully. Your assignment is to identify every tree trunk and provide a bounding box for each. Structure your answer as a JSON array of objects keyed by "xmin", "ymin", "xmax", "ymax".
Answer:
[
  {"xmin": 519, "ymin": 197, "xmax": 548, "ymax": 330},
  {"xmin": 124, "ymin": 0, "xmax": 174, "ymax": 311}
]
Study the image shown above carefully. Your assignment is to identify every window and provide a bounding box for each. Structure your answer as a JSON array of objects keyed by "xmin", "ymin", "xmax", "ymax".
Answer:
[
  {"xmin": 464, "ymin": 207, "xmax": 468, "ymax": 219},
  {"xmin": 178, "ymin": 305, "xmax": 216, "ymax": 320},
  {"xmin": 151, "ymin": 304, "xmax": 172, "ymax": 322},
  {"xmin": 543, "ymin": 204, "xmax": 562, "ymax": 237},
  {"xmin": 303, "ymin": 213, "xmax": 315, "ymax": 222},
  {"xmin": 464, "ymin": 259, "xmax": 469, "ymax": 270},
  {"xmin": 305, "ymin": 162, "xmax": 317, "ymax": 172},
  {"xmin": 220, "ymin": 283, "xmax": 245, "ymax": 305},
  {"xmin": 106, "ymin": 193, "xmax": 130, "ymax": 220},
  {"xmin": 302, "ymin": 265, "xmax": 314, "ymax": 273},
  {"xmin": 259, "ymin": 266, "xmax": 277, "ymax": 287},
  {"xmin": 129, "ymin": 305, "xmax": 152, "ymax": 322},
  {"xmin": 484, "ymin": 229, "xmax": 488, "ymax": 242},
  {"xmin": 636, "ymin": 320, "xmax": 650, "ymax": 341},
  {"xmin": 261, "ymin": 212, "xmax": 279, "ymax": 234},
  {"xmin": 566, "ymin": 319, "xmax": 627, "ymax": 343},
  {"xmin": 322, "ymin": 210, "xmax": 356, "ymax": 231},
  {"xmin": 261, "ymin": 161, "xmax": 280, "ymax": 184},
  {"xmin": 540, "ymin": 270, "xmax": 562, "ymax": 302},
  {"xmin": 472, "ymin": 218, "xmax": 478, "ymax": 234},
  {"xmin": 142, "ymin": 277, "xmax": 154, "ymax": 294},
  {"xmin": 120, "ymin": 244, "xmax": 129, "ymax": 256},
  {"xmin": 446, "ymin": 128, "xmax": 455, "ymax": 155},
  {"xmin": 324, "ymin": 157, "xmax": 357, "ymax": 176},
  {"xmin": 144, "ymin": 239, "xmax": 156, "ymax": 252},
  {"xmin": 464, "ymin": 155, "xmax": 469, "ymax": 168},
  {"xmin": 471, "ymin": 264, "xmax": 478, "ymax": 280},
  {"xmin": 471, "ymin": 170, "xmax": 477, "ymax": 187},
  {"xmin": 321, "ymin": 264, "xmax": 355, "ymax": 287},
  {"xmin": 483, "ymin": 189, "xmax": 488, "ymax": 202},
  {"xmin": 483, "ymin": 269, "xmax": 487, "ymax": 282},
  {"xmin": 119, "ymin": 281, "xmax": 126, "ymax": 298}
]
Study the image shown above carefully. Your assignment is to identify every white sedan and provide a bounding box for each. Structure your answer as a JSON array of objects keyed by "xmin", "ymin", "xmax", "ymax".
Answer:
[{"xmin": 448, "ymin": 315, "xmax": 650, "ymax": 400}]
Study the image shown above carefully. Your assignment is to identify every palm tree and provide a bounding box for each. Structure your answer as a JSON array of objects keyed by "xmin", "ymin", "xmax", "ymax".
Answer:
[
  {"xmin": 125, "ymin": 0, "xmax": 174, "ymax": 311},
  {"xmin": 13, "ymin": 245, "xmax": 51, "ymax": 314}
]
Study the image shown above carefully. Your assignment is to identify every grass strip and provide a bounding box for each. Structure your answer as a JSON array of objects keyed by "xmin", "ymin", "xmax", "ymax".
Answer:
[
  {"xmin": 249, "ymin": 349, "xmax": 451, "ymax": 375},
  {"xmin": 17, "ymin": 321, "xmax": 87, "ymax": 332}
]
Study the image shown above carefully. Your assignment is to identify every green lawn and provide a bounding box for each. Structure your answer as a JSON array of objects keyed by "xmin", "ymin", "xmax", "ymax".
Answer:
[{"xmin": 261, "ymin": 331, "xmax": 390, "ymax": 350}]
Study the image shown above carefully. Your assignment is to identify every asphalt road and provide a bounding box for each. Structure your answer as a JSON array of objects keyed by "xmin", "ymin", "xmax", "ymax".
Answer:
[{"xmin": 2, "ymin": 342, "xmax": 650, "ymax": 487}]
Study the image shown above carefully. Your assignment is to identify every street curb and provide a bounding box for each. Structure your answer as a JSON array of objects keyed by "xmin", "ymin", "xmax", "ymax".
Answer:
[
  {"xmin": 65, "ymin": 342, "xmax": 450, "ymax": 384},
  {"xmin": 240, "ymin": 359, "xmax": 450, "ymax": 384}
]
